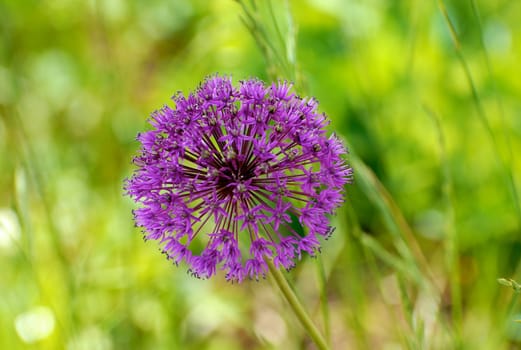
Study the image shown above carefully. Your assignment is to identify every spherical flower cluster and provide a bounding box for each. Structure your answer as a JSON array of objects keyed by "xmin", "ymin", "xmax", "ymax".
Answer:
[{"xmin": 125, "ymin": 75, "xmax": 352, "ymax": 282}]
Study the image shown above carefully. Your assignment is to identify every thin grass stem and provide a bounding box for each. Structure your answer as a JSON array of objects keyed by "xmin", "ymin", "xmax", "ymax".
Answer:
[
  {"xmin": 423, "ymin": 105, "xmax": 462, "ymax": 342},
  {"xmin": 437, "ymin": 0, "xmax": 521, "ymax": 232},
  {"xmin": 315, "ymin": 256, "xmax": 331, "ymax": 345}
]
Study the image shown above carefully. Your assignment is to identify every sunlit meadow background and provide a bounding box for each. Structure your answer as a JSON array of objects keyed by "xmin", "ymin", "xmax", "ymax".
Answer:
[{"xmin": 1, "ymin": 0, "xmax": 521, "ymax": 349}]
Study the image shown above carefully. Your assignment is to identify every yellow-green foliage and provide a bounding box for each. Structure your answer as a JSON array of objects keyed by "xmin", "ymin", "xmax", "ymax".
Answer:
[{"xmin": 0, "ymin": 0, "xmax": 520, "ymax": 349}]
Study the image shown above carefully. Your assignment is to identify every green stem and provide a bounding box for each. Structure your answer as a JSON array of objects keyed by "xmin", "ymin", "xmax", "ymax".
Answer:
[
  {"xmin": 315, "ymin": 256, "xmax": 331, "ymax": 345},
  {"xmin": 267, "ymin": 260, "xmax": 330, "ymax": 350}
]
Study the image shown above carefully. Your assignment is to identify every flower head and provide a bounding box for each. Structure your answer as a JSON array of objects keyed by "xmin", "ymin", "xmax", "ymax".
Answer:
[{"xmin": 125, "ymin": 75, "xmax": 352, "ymax": 283}]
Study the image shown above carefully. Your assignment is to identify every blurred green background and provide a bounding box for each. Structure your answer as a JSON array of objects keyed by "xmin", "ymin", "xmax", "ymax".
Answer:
[{"xmin": 1, "ymin": 0, "xmax": 520, "ymax": 349}]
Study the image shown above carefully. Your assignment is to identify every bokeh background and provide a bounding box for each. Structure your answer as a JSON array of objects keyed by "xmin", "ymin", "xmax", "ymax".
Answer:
[{"xmin": 1, "ymin": 0, "xmax": 520, "ymax": 349}]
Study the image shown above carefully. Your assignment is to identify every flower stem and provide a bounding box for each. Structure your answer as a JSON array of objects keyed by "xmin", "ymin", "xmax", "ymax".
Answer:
[{"xmin": 267, "ymin": 260, "xmax": 330, "ymax": 350}]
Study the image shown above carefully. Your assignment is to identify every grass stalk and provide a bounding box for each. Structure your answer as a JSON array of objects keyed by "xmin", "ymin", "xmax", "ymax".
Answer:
[
  {"xmin": 351, "ymin": 152, "xmax": 436, "ymax": 290},
  {"xmin": 437, "ymin": 0, "xmax": 521, "ymax": 231},
  {"xmin": 10, "ymin": 111, "xmax": 77, "ymax": 341},
  {"xmin": 423, "ymin": 105, "xmax": 462, "ymax": 342},
  {"xmin": 315, "ymin": 256, "xmax": 331, "ymax": 345}
]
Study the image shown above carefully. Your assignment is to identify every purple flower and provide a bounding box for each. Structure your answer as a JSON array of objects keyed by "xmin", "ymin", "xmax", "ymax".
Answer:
[{"xmin": 125, "ymin": 75, "xmax": 352, "ymax": 283}]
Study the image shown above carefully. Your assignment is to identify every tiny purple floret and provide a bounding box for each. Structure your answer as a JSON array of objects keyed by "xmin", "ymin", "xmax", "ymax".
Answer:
[{"xmin": 125, "ymin": 75, "xmax": 352, "ymax": 283}]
